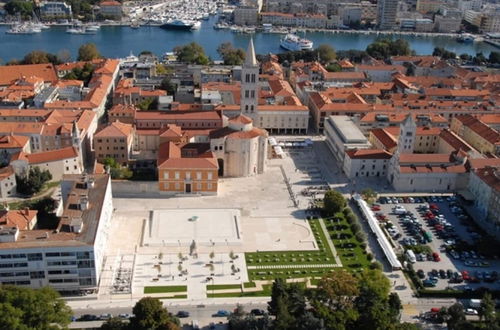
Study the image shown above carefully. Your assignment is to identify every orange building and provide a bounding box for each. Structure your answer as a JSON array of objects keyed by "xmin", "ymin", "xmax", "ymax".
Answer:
[
  {"xmin": 94, "ymin": 121, "xmax": 134, "ymax": 165},
  {"xmin": 157, "ymin": 142, "xmax": 218, "ymax": 195}
]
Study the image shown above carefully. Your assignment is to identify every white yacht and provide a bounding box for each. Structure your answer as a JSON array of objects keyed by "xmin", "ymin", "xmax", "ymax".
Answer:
[{"xmin": 279, "ymin": 34, "xmax": 313, "ymax": 51}]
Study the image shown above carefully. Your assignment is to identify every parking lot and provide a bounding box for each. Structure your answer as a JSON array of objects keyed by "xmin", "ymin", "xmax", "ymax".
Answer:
[{"xmin": 374, "ymin": 195, "xmax": 500, "ymax": 292}]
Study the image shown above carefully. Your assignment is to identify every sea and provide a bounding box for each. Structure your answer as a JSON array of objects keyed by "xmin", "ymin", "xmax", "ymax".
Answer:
[{"xmin": 0, "ymin": 15, "xmax": 497, "ymax": 62}]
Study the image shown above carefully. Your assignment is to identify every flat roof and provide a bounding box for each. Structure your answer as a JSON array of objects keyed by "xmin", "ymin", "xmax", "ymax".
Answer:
[{"xmin": 326, "ymin": 115, "xmax": 367, "ymax": 143}]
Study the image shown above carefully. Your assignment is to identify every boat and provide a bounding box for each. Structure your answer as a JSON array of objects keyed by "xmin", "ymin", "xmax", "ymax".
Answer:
[
  {"xmin": 85, "ymin": 24, "xmax": 100, "ymax": 32},
  {"xmin": 5, "ymin": 23, "xmax": 41, "ymax": 34},
  {"xmin": 66, "ymin": 26, "xmax": 94, "ymax": 34},
  {"xmin": 191, "ymin": 20, "xmax": 201, "ymax": 30},
  {"xmin": 279, "ymin": 34, "xmax": 313, "ymax": 51},
  {"xmin": 160, "ymin": 19, "xmax": 196, "ymax": 30},
  {"xmin": 457, "ymin": 33, "xmax": 474, "ymax": 43}
]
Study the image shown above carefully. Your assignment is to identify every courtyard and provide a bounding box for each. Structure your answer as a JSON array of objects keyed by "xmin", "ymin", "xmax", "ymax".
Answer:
[{"xmin": 98, "ymin": 140, "xmax": 372, "ymax": 301}]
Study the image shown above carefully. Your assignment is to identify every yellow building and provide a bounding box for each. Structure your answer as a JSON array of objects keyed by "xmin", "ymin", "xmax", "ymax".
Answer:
[{"xmin": 451, "ymin": 115, "xmax": 500, "ymax": 156}]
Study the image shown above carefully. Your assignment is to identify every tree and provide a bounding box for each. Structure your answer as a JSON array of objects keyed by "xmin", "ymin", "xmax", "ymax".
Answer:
[
  {"xmin": 129, "ymin": 297, "xmax": 180, "ymax": 330},
  {"xmin": 103, "ymin": 157, "xmax": 133, "ymax": 180},
  {"xmin": 22, "ymin": 51, "xmax": 51, "ymax": 65},
  {"xmin": 4, "ymin": 0, "xmax": 34, "ymax": 18},
  {"xmin": 443, "ymin": 303, "xmax": 466, "ymax": 330},
  {"xmin": 316, "ymin": 44, "xmax": 336, "ymax": 63},
  {"xmin": 361, "ymin": 188, "xmax": 377, "ymax": 204},
  {"xmin": 16, "ymin": 167, "xmax": 53, "ymax": 196},
  {"xmin": 159, "ymin": 77, "xmax": 176, "ymax": 94},
  {"xmin": 479, "ymin": 293, "xmax": 497, "ymax": 327},
  {"xmin": 315, "ymin": 270, "xmax": 359, "ymax": 310},
  {"xmin": 488, "ymin": 51, "xmax": 500, "ymax": 64},
  {"xmin": 323, "ymin": 190, "xmax": 346, "ymax": 215},
  {"xmin": 57, "ymin": 49, "xmax": 72, "ymax": 63},
  {"xmin": 100, "ymin": 317, "xmax": 127, "ymax": 330},
  {"xmin": 217, "ymin": 42, "xmax": 246, "ymax": 65},
  {"xmin": 0, "ymin": 286, "xmax": 72, "ymax": 330},
  {"xmin": 354, "ymin": 271, "xmax": 393, "ymax": 330},
  {"xmin": 77, "ymin": 43, "xmax": 101, "ymax": 61},
  {"xmin": 63, "ymin": 62, "xmax": 94, "ymax": 86},
  {"xmin": 325, "ymin": 63, "xmax": 341, "ymax": 72},
  {"xmin": 432, "ymin": 47, "xmax": 456, "ymax": 60},
  {"xmin": 174, "ymin": 42, "xmax": 209, "ymax": 65},
  {"xmin": 388, "ymin": 292, "xmax": 402, "ymax": 322},
  {"xmin": 274, "ymin": 296, "xmax": 295, "ymax": 330},
  {"xmin": 366, "ymin": 39, "xmax": 412, "ymax": 60}
]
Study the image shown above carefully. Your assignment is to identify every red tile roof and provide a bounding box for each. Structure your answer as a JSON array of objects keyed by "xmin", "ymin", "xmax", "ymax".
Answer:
[
  {"xmin": 345, "ymin": 149, "xmax": 392, "ymax": 159},
  {"xmin": 0, "ymin": 210, "xmax": 38, "ymax": 231},
  {"xmin": 0, "ymin": 166, "xmax": 14, "ymax": 180},
  {"xmin": 94, "ymin": 121, "xmax": 133, "ymax": 138},
  {"xmin": 0, "ymin": 135, "xmax": 29, "ymax": 149},
  {"xmin": 25, "ymin": 147, "xmax": 78, "ymax": 164},
  {"xmin": 157, "ymin": 142, "xmax": 218, "ymax": 169},
  {"xmin": 0, "ymin": 64, "xmax": 58, "ymax": 86}
]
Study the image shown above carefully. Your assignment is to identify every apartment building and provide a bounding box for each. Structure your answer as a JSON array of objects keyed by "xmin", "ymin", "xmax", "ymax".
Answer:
[
  {"xmin": 94, "ymin": 121, "xmax": 134, "ymax": 165},
  {"xmin": 451, "ymin": 115, "xmax": 500, "ymax": 156},
  {"xmin": 0, "ymin": 174, "xmax": 113, "ymax": 293},
  {"xmin": 468, "ymin": 166, "xmax": 500, "ymax": 240},
  {"xmin": 0, "ymin": 166, "xmax": 17, "ymax": 199}
]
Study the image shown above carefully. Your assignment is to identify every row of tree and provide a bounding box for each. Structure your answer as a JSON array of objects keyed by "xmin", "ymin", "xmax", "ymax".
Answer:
[
  {"xmin": 229, "ymin": 270, "xmax": 415, "ymax": 330},
  {"xmin": 4, "ymin": 43, "xmax": 101, "ymax": 66}
]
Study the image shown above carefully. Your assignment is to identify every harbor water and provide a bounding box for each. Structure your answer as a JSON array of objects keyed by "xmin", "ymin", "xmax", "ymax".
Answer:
[{"xmin": 0, "ymin": 16, "xmax": 497, "ymax": 62}]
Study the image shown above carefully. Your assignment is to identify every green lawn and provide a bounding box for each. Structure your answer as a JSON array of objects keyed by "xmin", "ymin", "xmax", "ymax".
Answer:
[
  {"xmin": 207, "ymin": 285, "xmax": 273, "ymax": 298},
  {"xmin": 325, "ymin": 213, "xmax": 371, "ymax": 270},
  {"xmin": 143, "ymin": 285, "xmax": 187, "ymax": 294},
  {"xmin": 206, "ymin": 284, "xmax": 241, "ymax": 290},
  {"xmin": 244, "ymin": 214, "xmax": 372, "ymax": 281},
  {"xmin": 243, "ymin": 282, "xmax": 256, "ymax": 288}
]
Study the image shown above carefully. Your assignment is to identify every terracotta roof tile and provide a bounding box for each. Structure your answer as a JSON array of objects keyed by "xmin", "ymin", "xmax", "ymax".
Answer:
[
  {"xmin": 345, "ymin": 149, "xmax": 392, "ymax": 159},
  {"xmin": 25, "ymin": 147, "xmax": 78, "ymax": 164},
  {"xmin": 0, "ymin": 64, "xmax": 57, "ymax": 86}
]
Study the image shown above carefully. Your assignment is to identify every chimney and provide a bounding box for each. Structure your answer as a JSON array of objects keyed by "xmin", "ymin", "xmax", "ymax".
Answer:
[
  {"xmin": 24, "ymin": 208, "xmax": 29, "ymax": 216},
  {"xmin": 79, "ymin": 196, "xmax": 89, "ymax": 211}
]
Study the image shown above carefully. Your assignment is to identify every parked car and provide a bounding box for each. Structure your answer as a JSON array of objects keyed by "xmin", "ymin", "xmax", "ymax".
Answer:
[
  {"xmin": 250, "ymin": 309, "xmax": 266, "ymax": 316},
  {"xmin": 432, "ymin": 252, "xmax": 441, "ymax": 262},
  {"xmin": 99, "ymin": 314, "xmax": 112, "ymax": 320},
  {"xmin": 417, "ymin": 269, "xmax": 425, "ymax": 279},
  {"xmin": 423, "ymin": 279, "xmax": 437, "ymax": 287},
  {"xmin": 465, "ymin": 309, "xmax": 478, "ymax": 315},
  {"xmin": 177, "ymin": 311, "xmax": 190, "ymax": 318},
  {"xmin": 214, "ymin": 310, "xmax": 230, "ymax": 317}
]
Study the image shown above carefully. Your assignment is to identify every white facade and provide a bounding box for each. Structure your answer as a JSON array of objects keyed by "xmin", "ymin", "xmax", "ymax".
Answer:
[
  {"xmin": 343, "ymin": 155, "xmax": 390, "ymax": 179},
  {"xmin": 377, "ymin": 0, "xmax": 398, "ymax": 30},
  {"xmin": 324, "ymin": 116, "xmax": 371, "ymax": 163},
  {"xmin": 0, "ymin": 175, "xmax": 113, "ymax": 293},
  {"xmin": 240, "ymin": 39, "xmax": 260, "ymax": 122},
  {"xmin": 0, "ymin": 169, "xmax": 16, "ymax": 199}
]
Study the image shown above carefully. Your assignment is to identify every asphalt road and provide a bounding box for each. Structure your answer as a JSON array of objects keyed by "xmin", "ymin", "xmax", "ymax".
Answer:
[{"xmin": 70, "ymin": 302, "xmax": 269, "ymax": 329}]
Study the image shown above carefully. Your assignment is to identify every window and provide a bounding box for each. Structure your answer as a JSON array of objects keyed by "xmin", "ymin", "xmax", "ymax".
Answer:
[
  {"xmin": 185, "ymin": 172, "xmax": 191, "ymax": 179},
  {"xmin": 197, "ymin": 183, "xmax": 202, "ymax": 190},
  {"xmin": 196, "ymin": 172, "xmax": 202, "ymax": 180},
  {"xmin": 175, "ymin": 172, "xmax": 180, "ymax": 179},
  {"xmin": 251, "ymin": 74, "xmax": 256, "ymax": 83},
  {"xmin": 163, "ymin": 182, "xmax": 169, "ymax": 190},
  {"xmin": 207, "ymin": 183, "xmax": 212, "ymax": 190},
  {"xmin": 175, "ymin": 183, "xmax": 180, "ymax": 189},
  {"xmin": 163, "ymin": 172, "xmax": 169, "ymax": 179},
  {"xmin": 207, "ymin": 172, "xmax": 213, "ymax": 180},
  {"xmin": 27, "ymin": 253, "xmax": 42, "ymax": 261}
]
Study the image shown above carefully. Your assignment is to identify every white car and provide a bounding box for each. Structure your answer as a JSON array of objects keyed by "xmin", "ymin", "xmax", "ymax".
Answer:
[
  {"xmin": 465, "ymin": 308, "xmax": 478, "ymax": 315},
  {"xmin": 393, "ymin": 206, "xmax": 407, "ymax": 215}
]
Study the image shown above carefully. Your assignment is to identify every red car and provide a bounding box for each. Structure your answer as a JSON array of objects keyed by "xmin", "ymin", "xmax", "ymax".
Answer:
[
  {"xmin": 432, "ymin": 252, "xmax": 441, "ymax": 262},
  {"xmin": 462, "ymin": 270, "xmax": 470, "ymax": 281},
  {"xmin": 430, "ymin": 204, "xmax": 439, "ymax": 210},
  {"xmin": 371, "ymin": 205, "xmax": 381, "ymax": 211}
]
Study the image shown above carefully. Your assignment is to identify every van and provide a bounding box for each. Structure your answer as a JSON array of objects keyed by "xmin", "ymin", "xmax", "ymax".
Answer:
[{"xmin": 406, "ymin": 249, "xmax": 416, "ymax": 263}]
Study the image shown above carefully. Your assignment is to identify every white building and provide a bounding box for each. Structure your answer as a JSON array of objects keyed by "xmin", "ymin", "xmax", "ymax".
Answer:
[
  {"xmin": 10, "ymin": 147, "xmax": 83, "ymax": 181},
  {"xmin": 39, "ymin": 1, "xmax": 72, "ymax": 18},
  {"xmin": 209, "ymin": 115, "xmax": 268, "ymax": 177},
  {"xmin": 0, "ymin": 166, "xmax": 16, "ymax": 199},
  {"xmin": 0, "ymin": 174, "xmax": 113, "ymax": 293},
  {"xmin": 324, "ymin": 115, "xmax": 372, "ymax": 164},
  {"xmin": 343, "ymin": 149, "xmax": 392, "ymax": 179},
  {"xmin": 377, "ymin": 0, "xmax": 398, "ymax": 30},
  {"xmin": 240, "ymin": 39, "xmax": 260, "ymax": 123},
  {"xmin": 468, "ymin": 166, "xmax": 500, "ymax": 240}
]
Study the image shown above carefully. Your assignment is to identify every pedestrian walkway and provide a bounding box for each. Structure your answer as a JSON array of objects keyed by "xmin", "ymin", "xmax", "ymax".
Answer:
[
  {"xmin": 318, "ymin": 218, "xmax": 342, "ymax": 266},
  {"xmin": 248, "ymin": 263, "xmax": 340, "ymax": 269}
]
